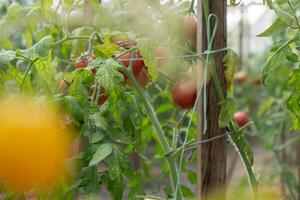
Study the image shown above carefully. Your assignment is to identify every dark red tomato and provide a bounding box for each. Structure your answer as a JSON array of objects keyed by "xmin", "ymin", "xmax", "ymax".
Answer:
[
  {"xmin": 172, "ymin": 80, "xmax": 197, "ymax": 109},
  {"xmin": 137, "ymin": 69, "xmax": 149, "ymax": 88},
  {"xmin": 234, "ymin": 111, "xmax": 249, "ymax": 127},
  {"xmin": 183, "ymin": 16, "xmax": 197, "ymax": 40},
  {"xmin": 59, "ymin": 79, "xmax": 69, "ymax": 95},
  {"xmin": 125, "ymin": 69, "xmax": 149, "ymax": 88},
  {"xmin": 119, "ymin": 51, "xmax": 145, "ymax": 76},
  {"xmin": 89, "ymin": 85, "xmax": 107, "ymax": 105},
  {"xmin": 75, "ymin": 58, "xmax": 89, "ymax": 69},
  {"xmin": 75, "ymin": 56, "xmax": 97, "ymax": 74}
]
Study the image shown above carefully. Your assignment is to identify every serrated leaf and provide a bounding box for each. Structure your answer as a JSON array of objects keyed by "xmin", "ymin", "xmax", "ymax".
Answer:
[
  {"xmin": 262, "ymin": 42, "xmax": 291, "ymax": 85},
  {"xmin": 91, "ymin": 132, "xmax": 105, "ymax": 144},
  {"xmin": 94, "ymin": 36, "xmax": 117, "ymax": 58},
  {"xmin": 89, "ymin": 143, "xmax": 113, "ymax": 166},
  {"xmin": 35, "ymin": 56, "xmax": 57, "ymax": 94},
  {"xmin": 0, "ymin": 49, "xmax": 16, "ymax": 66},
  {"xmin": 137, "ymin": 39, "xmax": 158, "ymax": 81},
  {"xmin": 274, "ymin": 7, "xmax": 297, "ymax": 28},
  {"xmin": 90, "ymin": 112, "xmax": 108, "ymax": 130},
  {"xmin": 258, "ymin": 18, "xmax": 287, "ymax": 37},
  {"xmin": 224, "ymin": 49, "xmax": 239, "ymax": 93},
  {"xmin": 229, "ymin": 134, "xmax": 259, "ymax": 200},
  {"xmin": 219, "ymin": 98, "xmax": 237, "ymax": 127},
  {"xmin": 68, "ymin": 69, "xmax": 94, "ymax": 102},
  {"xmin": 78, "ymin": 166, "xmax": 100, "ymax": 194},
  {"xmin": 89, "ymin": 58, "xmax": 124, "ymax": 109},
  {"xmin": 6, "ymin": 2, "xmax": 21, "ymax": 20},
  {"xmin": 107, "ymin": 164, "xmax": 124, "ymax": 200},
  {"xmin": 287, "ymin": 68, "xmax": 300, "ymax": 130},
  {"xmin": 34, "ymin": 36, "xmax": 53, "ymax": 57},
  {"xmin": 64, "ymin": 96, "xmax": 85, "ymax": 122}
]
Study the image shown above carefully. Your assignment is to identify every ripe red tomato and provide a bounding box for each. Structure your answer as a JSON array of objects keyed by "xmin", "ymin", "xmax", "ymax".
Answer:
[
  {"xmin": 137, "ymin": 69, "xmax": 149, "ymax": 88},
  {"xmin": 75, "ymin": 58, "xmax": 89, "ymax": 69},
  {"xmin": 183, "ymin": 16, "xmax": 197, "ymax": 40},
  {"xmin": 172, "ymin": 80, "xmax": 197, "ymax": 109},
  {"xmin": 59, "ymin": 79, "xmax": 69, "ymax": 95},
  {"xmin": 119, "ymin": 51, "xmax": 145, "ymax": 76},
  {"xmin": 234, "ymin": 111, "xmax": 249, "ymax": 127},
  {"xmin": 75, "ymin": 56, "xmax": 97, "ymax": 74},
  {"xmin": 125, "ymin": 69, "xmax": 149, "ymax": 88},
  {"xmin": 89, "ymin": 85, "xmax": 107, "ymax": 105},
  {"xmin": 234, "ymin": 71, "xmax": 247, "ymax": 84}
]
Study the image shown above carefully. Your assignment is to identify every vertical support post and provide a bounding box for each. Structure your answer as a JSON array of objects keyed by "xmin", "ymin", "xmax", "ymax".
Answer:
[{"xmin": 197, "ymin": 1, "xmax": 227, "ymax": 199}]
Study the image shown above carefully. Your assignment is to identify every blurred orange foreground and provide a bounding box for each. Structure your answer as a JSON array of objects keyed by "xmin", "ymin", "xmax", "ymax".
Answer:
[{"xmin": 0, "ymin": 96, "xmax": 71, "ymax": 191}]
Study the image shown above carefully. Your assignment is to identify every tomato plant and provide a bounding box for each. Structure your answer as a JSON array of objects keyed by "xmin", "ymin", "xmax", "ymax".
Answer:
[{"xmin": 0, "ymin": 0, "xmax": 298, "ymax": 199}]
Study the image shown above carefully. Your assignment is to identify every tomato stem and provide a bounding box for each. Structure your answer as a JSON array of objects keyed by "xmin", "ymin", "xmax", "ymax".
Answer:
[
  {"xmin": 123, "ymin": 66, "xmax": 182, "ymax": 200},
  {"xmin": 20, "ymin": 57, "xmax": 39, "ymax": 94}
]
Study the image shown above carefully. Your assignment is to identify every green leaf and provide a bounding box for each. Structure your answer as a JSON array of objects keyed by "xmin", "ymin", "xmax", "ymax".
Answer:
[
  {"xmin": 63, "ymin": 96, "xmax": 85, "ymax": 122},
  {"xmin": 90, "ymin": 58, "xmax": 124, "ymax": 109},
  {"xmin": 0, "ymin": 49, "xmax": 16, "ymax": 66},
  {"xmin": 34, "ymin": 36, "xmax": 53, "ymax": 58},
  {"xmin": 6, "ymin": 2, "xmax": 21, "ymax": 20},
  {"xmin": 137, "ymin": 38, "xmax": 158, "ymax": 80},
  {"xmin": 94, "ymin": 36, "xmax": 117, "ymax": 58},
  {"xmin": 35, "ymin": 57, "xmax": 57, "ymax": 94},
  {"xmin": 265, "ymin": 0, "xmax": 274, "ymax": 9},
  {"xmin": 181, "ymin": 184, "xmax": 195, "ymax": 198},
  {"xmin": 257, "ymin": 18, "xmax": 287, "ymax": 37},
  {"xmin": 280, "ymin": 165, "xmax": 299, "ymax": 197},
  {"xmin": 68, "ymin": 69, "xmax": 94, "ymax": 102},
  {"xmin": 90, "ymin": 112, "xmax": 108, "ymax": 130},
  {"xmin": 230, "ymin": 134, "xmax": 259, "ymax": 200},
  {"xmin": 274, "ymin": 7, "xmax": 297, "ymax": 28},
  {"xmin": 224, "ymin": 49, "xmax": 239, "ymax": 93},
  {"xmin": 71, "ymin": 27, "xmax": 94, "ymax": 57},
  {"xmin": 89, "ymin": 143, "xmax": 113, "ymax": 166},
  {"xmin": 262, "ymin": 41, "xmax": 291, "ymax": 85},
  {"xmin": 41, "ymin": 0, "xmax": 52, "ymax": 18},
  {"xmin": 287, "ymin": 52, "xmax": 298, "ymax": 63},
  {"xmin": 287, "ymin": 68, "xmax": 300, "ymax": 130},
  {"xmin": 219, "ymin": 98, "xmax": 237, "ymax": 128},
  {"xmin": 91, "ymin": 132, "xmax": 105, "ymax": 144},
  {"xmin": 187, "ymin": 170, "xmax": 197, "ymax": 185},
  {"xmin": 78, "ymin": 166, "xmax": 100, "ymax": 194},
  {"xmin": 107, "ymin": 165, "xmax": 124, "ymax": 200}
]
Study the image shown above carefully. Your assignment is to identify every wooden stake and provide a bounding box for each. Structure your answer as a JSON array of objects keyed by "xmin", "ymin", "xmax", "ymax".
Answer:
[{"xmin": 197, "ymin": 1, "xmax": 227, "ymax": 199}]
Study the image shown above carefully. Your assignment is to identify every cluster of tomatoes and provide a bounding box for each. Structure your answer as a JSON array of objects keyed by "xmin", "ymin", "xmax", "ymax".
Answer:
[
  {"xmin": 60, "ymin": 15, "xmax": 198, "ymax": 109},
  {"xmin": 59, "ymin": 51, "xmax": 150, "ymax": 105}
]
